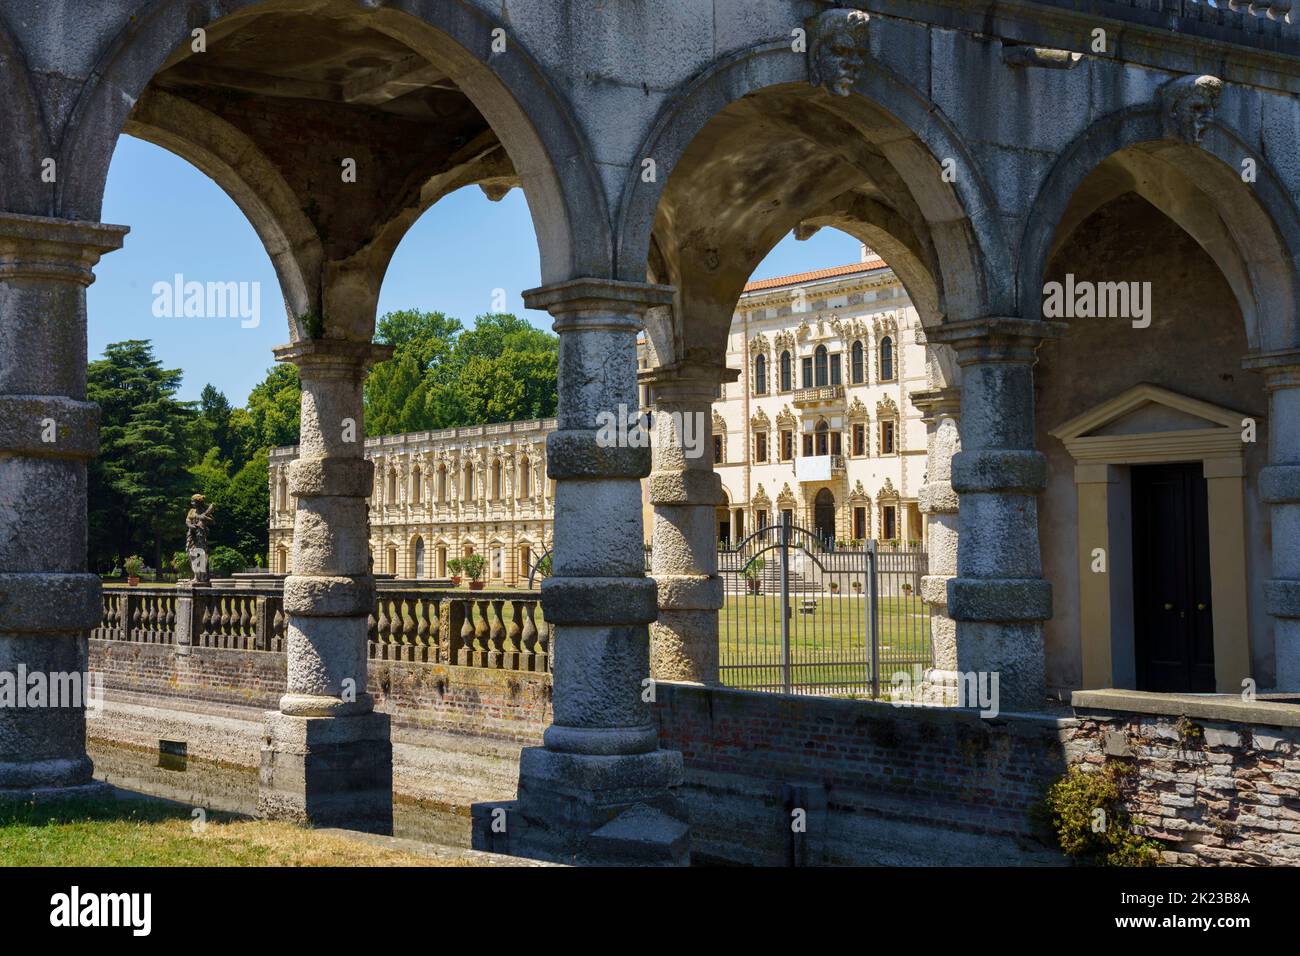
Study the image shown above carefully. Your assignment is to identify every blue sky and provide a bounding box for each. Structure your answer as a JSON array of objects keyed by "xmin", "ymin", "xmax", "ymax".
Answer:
[{"xmin": 89, "ymin": 137, "xmax": 861, "ymax": 404}]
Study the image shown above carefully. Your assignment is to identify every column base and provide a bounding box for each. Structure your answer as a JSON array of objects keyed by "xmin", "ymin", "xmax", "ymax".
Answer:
[
  {"xmin": 256, "ymin": 710, "xmax": 393, "ymax": 834},
  {"xmin": 471, "ymin": 746, "xmax": 689, "ymax": 865}
]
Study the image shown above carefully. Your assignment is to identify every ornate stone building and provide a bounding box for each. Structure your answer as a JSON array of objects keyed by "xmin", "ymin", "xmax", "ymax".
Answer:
[
  {"xmin": 270, "ymin": 419, "xmax": 554, "ymax": 587},
  {"xmin": 698, "ymin": 247, "xmax": 927, "ymax": 547}
]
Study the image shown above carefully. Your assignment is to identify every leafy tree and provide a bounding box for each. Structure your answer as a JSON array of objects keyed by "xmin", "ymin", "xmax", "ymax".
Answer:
[
  {"xmin": 88, "ymin": 341, "xmax": 196, "ymax": 572},
  {"xmin": 229, "ymin": 363, "xmax": 301, "ymax": 460},
  {"xmin": 194, "ymin": 384, "xmax": 237, "ymax": 463},
  {"xmin": 364, "ymin": 309, "xmax": 461, "ymax": 436},
  {"xmin": 207, "ymin": 546, "xmax": 249, "ymax": 579}
]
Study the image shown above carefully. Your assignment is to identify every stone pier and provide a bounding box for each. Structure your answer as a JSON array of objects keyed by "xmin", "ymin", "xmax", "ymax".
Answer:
[
  {"xmin": 643, "ymin": 360, "xmax": 731, "ymax": 685},
  {"xmin": 0, "ymin": 213, "xmax": 125, "ymax": 796},
  {"xmin": 1245, "ymin": 348, "xmax": 1300, "ymax": 690},
  {"xmin": 927, "ymin": 318, "xmax": 1058, "ymax": 712},
  {"xmin": 256, "ymin": 338, "xmax": 394, "ymax": 832},
  {"xmin": 473, "ymin": 278, "xmax": 690, "ymax": 865}
]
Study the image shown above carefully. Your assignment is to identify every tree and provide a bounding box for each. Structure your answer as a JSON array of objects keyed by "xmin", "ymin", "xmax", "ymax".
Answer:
[
  {"xmin": 364, "ymin": 309, "xmax": 461, "ymax": 436},
  {"xmin": 229, "ymin": 362, "xmax": 301, "ymax": 460},
  {"xmin": 423, "ymin": 313, "xmax": 558, "ymax": 428},
  {"xmin": 88, "ymin": 341, "xmax": 196, "ymax": 572},
  {"xmin": 194, "ymin": 384, "xmax": 237, "ymax": 462}
]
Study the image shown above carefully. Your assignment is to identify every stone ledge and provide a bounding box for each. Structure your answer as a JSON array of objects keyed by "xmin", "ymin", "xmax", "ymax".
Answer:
[
  {"xmin": 0, "ymin": 396, "xmax": 100, "ymax": 458},
  {"xmin": 546, "ymin": 430, "xmax": 650, "ymax": 480},
  {"xmin": 1071, "ymin": 688, "xmax": 1300, "ymax": 729}
]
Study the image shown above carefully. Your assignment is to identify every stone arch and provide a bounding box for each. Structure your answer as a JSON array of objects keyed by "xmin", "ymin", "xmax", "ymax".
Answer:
[
  {"xmin": 0, "ymin": 20, "xmax": 50, "ymax": 216},
  {"xmin": 1019, "ymin": 100, "xmax": 1300, "ymax": 352},
  {"xmin": 615, "ymin": 39, "xmax": 1010, "ymax": 327},
  {"xmin": 55, "ymin": 0, "xmax": 611, "ymax": 287}
]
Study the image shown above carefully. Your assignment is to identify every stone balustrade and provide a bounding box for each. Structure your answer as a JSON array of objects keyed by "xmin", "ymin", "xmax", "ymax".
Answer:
[{"xmin": 93, "ymin": 585, "xmax": 552, "ymax": 673}]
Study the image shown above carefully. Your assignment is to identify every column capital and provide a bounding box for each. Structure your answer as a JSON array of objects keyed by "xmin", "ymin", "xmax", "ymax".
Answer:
[
  {"xmin": 925, "ymin": 317, "xmax": 1063, "ymax": 364},
  {"xmin": 273, "ymin": 338, "xmax": 393, "ymax": 377},
  {"xmin": 639, "ymin": 358, "xmax": 738, "ymax": 405},
  {"xmin": 1243, "ymin": 347, "xmax": 1300, "ymax": 388},
  {"xmin": 910, "ymin": 386, "xmax": 961, "ymax": 421},
  {"xmin": 0, "ymin": 212, "xmax": 128, "ymax": 285},
  {"xmin": 524, "ymin": 277, "xmax": 675, "ymax": 331}
]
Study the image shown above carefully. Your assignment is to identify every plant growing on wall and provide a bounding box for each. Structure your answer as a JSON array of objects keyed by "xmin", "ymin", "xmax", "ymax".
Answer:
[{"xmin": 1036, "ymin": 763, "xmax": 1163, "ymax": 866}]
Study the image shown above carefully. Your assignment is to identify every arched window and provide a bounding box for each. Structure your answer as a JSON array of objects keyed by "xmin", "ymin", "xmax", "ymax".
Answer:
[
  {"xmin": 277, "ymin": 472, "xmax": 289, "ymax": 511},
  {"xmin": 277, "ymin": 547, "xmax": 288, "ymax": 574},
  {"xmin": 411, "ymin": 465, "xmax": 422, "ymax": 504},
  {"xmin": 413, "ymin": 537, "xmax": 425, "ymax": 577},
  {"xmin": 437, "ymin": 464, "xmax": 448, "ymax": 502},
  {"xmin": 754, "ymin": 353, "xmax": 767, "ymax": 395},
  {"xmin": 851, "ymin": 341, "xmax": 864, "ymax": 384},
  {"xmin": 387, "ymin": 468, "xmax": 397, "ymax": 502},
  {"xmin": 779, "ymin": 350, "xmax": 792, "ymax": 391},
  {"xmin": 815, "ymin": 418, "xmax": 830, "ymax": 456},
  {"xmin": 519, "ymin": 457, "xmax": 531, "ymax": 499},
  {"xmin": 814, "ymin": 345, "xmax": 828, "ymax": 387},
  {"xmin": 492, "ymin": 460, "xmax": 503, "ymax": 500},
  {"xmin": 880, "ymin": 336, "xmax": 894, "ymax": 382},
  {"xmin": 463, "ymin": 463, "xmax": 475, "ymax": 502}
]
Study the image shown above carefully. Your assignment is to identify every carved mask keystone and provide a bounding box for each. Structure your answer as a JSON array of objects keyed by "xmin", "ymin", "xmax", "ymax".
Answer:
[
  {"xmin": 1160, "ymin": 74, "xmax": 1223, "ymax": 145},
  {"xmin": 808, "ymin": 9, "xmax": 871, "ymax": 98}
]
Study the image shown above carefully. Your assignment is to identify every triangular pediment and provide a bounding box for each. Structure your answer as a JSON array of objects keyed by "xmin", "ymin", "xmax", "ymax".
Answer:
[{"xmin": 1050, "ymin": 384, "xmax": 1249, "ymax": 443}]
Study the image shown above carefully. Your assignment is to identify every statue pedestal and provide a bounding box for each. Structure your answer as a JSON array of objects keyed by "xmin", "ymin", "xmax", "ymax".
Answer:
[{"xmin": 174, "ymin": 580, "xmax": 208, "ymax": 655}]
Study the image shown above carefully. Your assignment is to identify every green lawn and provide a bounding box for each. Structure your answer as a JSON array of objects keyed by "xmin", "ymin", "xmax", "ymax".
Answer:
[
  {"xmin": 719, "ymin": 593, "xmax": 931, "ymax": 693},
  {"xmin": 0, "ymin": 797, "xmax": 459, "ymax": 867}
]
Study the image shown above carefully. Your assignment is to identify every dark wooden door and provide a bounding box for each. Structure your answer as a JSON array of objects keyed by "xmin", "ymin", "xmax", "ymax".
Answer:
[{"xmin": 1131, "ymin": 463, "xmax": 1215, "ymax": 692}]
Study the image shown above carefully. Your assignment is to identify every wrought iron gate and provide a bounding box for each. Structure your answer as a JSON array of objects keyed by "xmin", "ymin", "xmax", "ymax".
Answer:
[{"xmin": 718, "ymin": 524, "xmax": 931, "ymax": 696}]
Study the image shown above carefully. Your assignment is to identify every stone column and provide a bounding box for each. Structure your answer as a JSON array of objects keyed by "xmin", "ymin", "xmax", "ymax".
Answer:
[
  {"xmin": 926, "ymin": 318, "xmax": 1058, "ymax": 712},
  {"xmin": 0, "ymin": 214, "xmax": 126, "ymax": 796},
  {"xmin": 473, "ymin": 278, "xmax": 689, "ymax": 865},
  {"xmin": 911, "ymin": 385, "xmax": 961, "ymax": 697},
  {"xmin": 1244, "ymin": 348, "xmax": 1300, "ymax": 689},
  {"xmin": 256, "ymin": 338, "xmax": 393, "ymax": 832},
  {"xmin": 642, "ymin": 361, "xmax": 730, "ymax": 684}
]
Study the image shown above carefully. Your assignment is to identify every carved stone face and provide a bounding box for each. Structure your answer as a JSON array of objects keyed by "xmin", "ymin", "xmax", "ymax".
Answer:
[
  {"xmin": 1161, "ymin": 75, "xmax": 1223, "ymax": 145},
  {"xmin": 810, "ymin": 10, "xmax": 870, "ymax": 98}
]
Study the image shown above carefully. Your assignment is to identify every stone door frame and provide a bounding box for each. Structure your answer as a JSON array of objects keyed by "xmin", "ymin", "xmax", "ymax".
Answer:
[{"xmin": 1050, "ymin": 383, "xmax": 1253, "ymax": 692}]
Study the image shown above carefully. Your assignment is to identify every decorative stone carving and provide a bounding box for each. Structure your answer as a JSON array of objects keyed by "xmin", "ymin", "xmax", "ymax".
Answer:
[
  {"xmin": 848, "ymin": 397, "xmax": 869, "ymax": 421},
  {"xmin": 1160, "ymin": 74, "xmax": 1223, "ymax": 145},
  {"xmin": 876, "ymin": 477, "xmax": 898, "ymax": 501},
  {"xmin": 808, "ymin": 8, "xmax": 871, "ymax": 97},
  {"xmin": 776, "ymin": 405, "xmax": 797, "ymax": 430},
  {"xmin": 750, "ymin": 407, "xmax": 770, "ymax": 429}
]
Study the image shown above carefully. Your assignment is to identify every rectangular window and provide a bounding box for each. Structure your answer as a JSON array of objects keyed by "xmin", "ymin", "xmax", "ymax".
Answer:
[
  {"xmin": 781, "ymin": 430, "xmax": 794, "ymax": 461},
  {"xmin": 830, "ymin": 354, "xmax": 841, "ymax": 386},
  {"xmin": 756, "ymin": 509, "xmax": 768, "ymax": 530},
  {"xmin": 755, "ymin": 431, "xmax": 768, "ymax": 462},
  {"xmin": 882, "ymin": 420, "xmax": 895, "ymax": 455},
  {"xmin": 852, "ymin": 423, "xmax": 865, "ymax": 457},
  {"xmin": 781, "ymin": 509, "xmax": 793, "ymax": 529},
  {"xmin": 713, "ymin": 434, "xmax": 724, "ymax": 464},
  {"xmin": 853, "ymin": 506, "xmax": 866, "ymax": 540},
  {"xmin": 884, "ymin": 505, "xmax": 897, "ymax": 540},
  {"xmin": 831, "ymin": 431, "xmax": 842, "ymax": 456},
  {"xmin": 803, "ymin": 433, "xmax": 814, "ymax": 457},
  {"xmin": 801, "ymin": 356, "xmax": 813, "ymax": 388}
]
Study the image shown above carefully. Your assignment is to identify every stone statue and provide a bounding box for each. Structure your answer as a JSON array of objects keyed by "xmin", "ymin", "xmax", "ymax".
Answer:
[
  {"xmin": 1160, "ymin": 74, "xmax": 1223, "ymax": 145},
  {"xmin": 186, "ymin": 493, "xmax": 216, "ymax": 583},
  {"xmin": 809, "ymin": 8, "xmax": 871, "ymax": 97}
]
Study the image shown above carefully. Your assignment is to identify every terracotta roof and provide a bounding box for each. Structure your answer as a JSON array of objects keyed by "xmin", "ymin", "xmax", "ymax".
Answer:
[{"xmin": 741, "ymin": 257, "xmax": 888, "ymax": 293}]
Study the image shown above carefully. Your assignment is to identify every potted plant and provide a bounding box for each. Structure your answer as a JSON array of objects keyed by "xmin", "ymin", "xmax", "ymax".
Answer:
[
  {"xmin": 462, "ymin": 553, "xmax": 487, "ymax": 590},
  {"xmin": 901, "ymin": 581, "xmax": 914, "ymax": 595},
  {"xmin": 852, "ymin": 579, "xmax": 863, "ymax": 594},
  {"xmin": 829, "ymin": 580, "xmax": 840, "ymax": 594},
  {"xmin": 124, "ymin": 555, "xmax": 144, "ymax": 587},
  {"xmin": 742, "ymin": 557, "xmax": 766, "ymax": 594},
  {"xmin": 447, "ymin": 557, "xmax": 463, "ymax": 586}
]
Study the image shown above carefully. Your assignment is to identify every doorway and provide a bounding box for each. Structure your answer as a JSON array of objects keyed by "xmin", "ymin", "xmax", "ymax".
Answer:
[
  {"xmin": 1131, "ymin": 462, "xmax": 1215, "ymax": 692},
  {"xmin": 814, "ymin": 488, "xmax": 836, "ymax": 546}
]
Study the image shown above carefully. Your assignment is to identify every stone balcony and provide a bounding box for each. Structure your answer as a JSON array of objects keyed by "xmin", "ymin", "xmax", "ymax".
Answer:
[{"xmin": 791, "ymin": 384, "xmax": 844, "ymax": 408}]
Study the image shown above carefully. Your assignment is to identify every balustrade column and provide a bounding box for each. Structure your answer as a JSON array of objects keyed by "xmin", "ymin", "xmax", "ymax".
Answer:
[
  {"xmin": 643, "ymin": 362, "xmax": 729, "ymax": 684},
  {"xmin": 1244, "ymin": 348, "xmax": 1300, "ymax": 689},
  {"xmin": 911, "ymin": 385, "xmax": 961, "ymax": 693},
  {"xmin": 474, "ymin": 278, "xmax": 689, "ymax": 865},
  {"xmin": 256, "ymin": 338, "xmax": 393, "ymax": 832},
  {"xmin": 926, "ymin": 318, "xmax": 1058, "ymax": 712},
  {"xmin": 0, "ymin": 213, "xmax": 126, "ymax": 794}
]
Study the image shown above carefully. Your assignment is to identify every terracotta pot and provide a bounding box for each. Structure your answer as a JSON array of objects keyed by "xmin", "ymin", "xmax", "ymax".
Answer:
[
  {"xmin": 127, "ymin": 576, "xmax": 140, "ymax": 587},
  {"xmin": 468, "ymin": 580, "xmax": 485, "ymax": 590},
  {"xmin": 450, "ymin": 576, "xmax": 462, "ymax": 586}
]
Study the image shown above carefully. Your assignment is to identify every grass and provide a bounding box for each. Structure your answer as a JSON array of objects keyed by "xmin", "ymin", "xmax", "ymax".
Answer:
[
  {"xmin": 719, "ymin": 593, "xmax": 931, "ymax": 693},
  {"xmin": 0, "ymin": 797, "xmax": 461, "ymax": 867}
]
